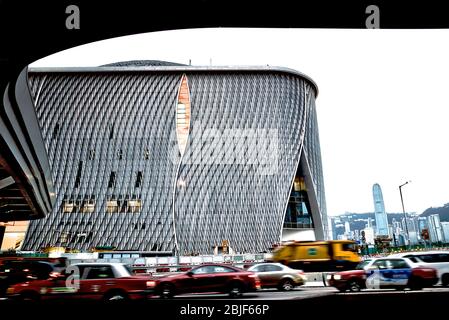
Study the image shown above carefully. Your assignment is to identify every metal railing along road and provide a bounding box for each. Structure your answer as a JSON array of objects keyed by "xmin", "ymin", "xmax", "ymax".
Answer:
[{"xmin": 64, "ymin": 253, "xmax": 271, "ymax": 272}]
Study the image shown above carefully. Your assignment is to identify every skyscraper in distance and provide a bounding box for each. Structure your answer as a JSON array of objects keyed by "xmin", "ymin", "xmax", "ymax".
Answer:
[{"xmin": 372, "ymin": 183, "xmax": 389, "ymax": 236}]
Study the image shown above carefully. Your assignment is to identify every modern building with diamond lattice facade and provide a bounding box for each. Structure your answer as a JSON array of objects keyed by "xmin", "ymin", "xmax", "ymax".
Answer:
[{"xmin": 20, "ymin": 62, "xmax": 328, "ymax": 254}]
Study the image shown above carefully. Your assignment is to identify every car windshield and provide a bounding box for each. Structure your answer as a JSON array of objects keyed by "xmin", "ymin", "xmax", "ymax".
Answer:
[{"xmin": 355, "ymin": 260, "xmax": 372, "ymax": 270}]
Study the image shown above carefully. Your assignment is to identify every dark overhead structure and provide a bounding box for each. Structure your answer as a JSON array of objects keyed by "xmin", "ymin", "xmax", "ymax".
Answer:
[
  {"xmin": 0, "ymin": 69, "xmax": 55, "ymax": 222},
  {"xmin": 18, "ymin": 62, "xmax": 327, "ymax": 254}
]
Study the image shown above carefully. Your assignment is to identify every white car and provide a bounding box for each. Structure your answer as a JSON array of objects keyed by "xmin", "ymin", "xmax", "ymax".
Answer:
[{"xmin": 388, "ymin": 251, "xmax": 449, "ymax": 286}]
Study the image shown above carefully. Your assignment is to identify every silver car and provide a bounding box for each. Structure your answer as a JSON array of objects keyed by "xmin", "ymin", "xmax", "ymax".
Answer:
[{"xmin": 247, "ymin": 263, "xmax": 306, "ymax": 291}]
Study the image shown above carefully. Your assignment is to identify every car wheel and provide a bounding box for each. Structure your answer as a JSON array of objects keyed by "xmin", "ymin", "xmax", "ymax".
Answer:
[
  {"xmin": 442, "ymin": 274, "xmax": 449, "ymax": 287},
  {"xmin": 279, "ymin": 279, "xmax": 294, "ymax": 291},
  {"xmin": 104, "ymin": 290, "xmax": 128, "ymax": 301},
  {"xmin": 408, "ymin": 277, "xmax": 423, "ymax": 291},
  {"xmin": 348, "ymin": 280, "xmax": 361, "ymax": 292},
  {"xmin": 159, "ymin": 283, "xmax": 175, "ymax": 299},
  {"xmin": 228, "ymin": 282, "xmax": 243, "ymax": 298}
]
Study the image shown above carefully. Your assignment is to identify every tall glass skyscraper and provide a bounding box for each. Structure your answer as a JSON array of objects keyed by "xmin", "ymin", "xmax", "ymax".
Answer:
[{"xmin": 372, "ymin": 183, "xmax": 389, "ymax": 236}]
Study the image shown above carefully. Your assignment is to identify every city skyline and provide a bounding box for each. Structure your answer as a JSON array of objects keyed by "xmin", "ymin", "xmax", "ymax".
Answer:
[{"xmin": 331, "ymin": 209, "xmax": 449, "ymax": 245}]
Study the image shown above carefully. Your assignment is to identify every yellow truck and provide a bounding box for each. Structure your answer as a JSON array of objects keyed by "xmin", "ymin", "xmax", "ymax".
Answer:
[{"xmin": 270, "ymin": 240, "xmax": 361, "ymax": 271}]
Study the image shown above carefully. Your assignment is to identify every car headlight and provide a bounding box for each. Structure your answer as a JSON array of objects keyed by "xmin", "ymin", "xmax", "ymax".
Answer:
[
  {"xmin": 6, "ymin": 287, "xmax": 14, "ymax": 294},
  {"xmin": 333, "ymin": 275, "xmax": 342, "ymax": 280},
  {"xmin": 146, "ymin": 280, "xmax": 157, "ymax": 288},
  {"xmin": 326, "ymin": 275, "xmax": 332, "ymax": 280}
]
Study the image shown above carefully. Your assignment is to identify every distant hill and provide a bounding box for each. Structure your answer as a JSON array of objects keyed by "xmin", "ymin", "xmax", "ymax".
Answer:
[
  {"xmin": 331, "ymin": 212, "xmax": 405, "ymax": 236},
  {"xmin": 419, "ymin": 203, "xmax": 449, "ymax": 222},
  {"xmin": 332, "ymin": 212, "xmax": 405, "ymax": 222}
]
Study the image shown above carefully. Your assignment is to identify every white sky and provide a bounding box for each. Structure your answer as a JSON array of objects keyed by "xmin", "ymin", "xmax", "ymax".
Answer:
[{"xmin": 30, "ymin": 28, "xmax": 449, "ymax": 216}]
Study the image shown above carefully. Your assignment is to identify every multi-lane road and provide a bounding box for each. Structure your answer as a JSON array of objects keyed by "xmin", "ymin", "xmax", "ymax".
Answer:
[
  {"xmin": 159, "ymin": 286, "xmax": 449, "ymax": 300},
  {"xmin": 2, "ymin": 286, "xmax": 449, "ymax": 319}
]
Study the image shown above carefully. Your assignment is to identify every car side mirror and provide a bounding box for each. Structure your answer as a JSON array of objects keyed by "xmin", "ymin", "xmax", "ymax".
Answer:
[{"xmin": 186, "ymin": 271, "xmax": 194, "ymax": 277}]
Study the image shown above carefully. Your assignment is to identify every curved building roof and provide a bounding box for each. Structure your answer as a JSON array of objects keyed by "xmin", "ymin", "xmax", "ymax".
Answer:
[{"xmin": 30, "ymin": 62, "xmax": 319, "ymax": 97}]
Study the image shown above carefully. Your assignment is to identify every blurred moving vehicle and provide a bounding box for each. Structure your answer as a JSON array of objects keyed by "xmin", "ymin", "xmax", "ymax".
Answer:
[
  {"xmin": 6, "ymin": 262, "xmax": 154, "ymax": 301},
  {"xmin": 389, "ymin": 251, "xmax": 449, "ymax": 286},
  {"xmin": 270, "ymin": 240, "xmax": 361, "ymax": 271},
  {"xmin": 327, "ymin": 257, "xmax": 438, "ymax": 292},
  {"xmin": 152, "ymin": 263, "xmax": 260, "ymax": 298},
  {"xmin": 0, "ymin": 259, "xmax": 63, "ymax": 298},
  {"xmin": 247, "ymin": 263, "xmax": 306, "ymax": 291}
]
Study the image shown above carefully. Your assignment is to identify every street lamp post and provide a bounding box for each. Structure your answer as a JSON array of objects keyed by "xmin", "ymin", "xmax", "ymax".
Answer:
[{"xmin": 399, "ymin": 181, "xmax": 411, "ymax": 249}]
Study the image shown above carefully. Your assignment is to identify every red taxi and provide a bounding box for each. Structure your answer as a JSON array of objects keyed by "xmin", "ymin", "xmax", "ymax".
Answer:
[{"xmin": 6, "ymin": 262, "xmax": 154, "ymax": 301}]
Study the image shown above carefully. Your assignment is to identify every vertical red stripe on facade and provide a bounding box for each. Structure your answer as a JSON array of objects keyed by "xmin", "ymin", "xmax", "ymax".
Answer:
[{"xmin": 176, "ymin": 75, "xmax": 191, "ymax": 156}]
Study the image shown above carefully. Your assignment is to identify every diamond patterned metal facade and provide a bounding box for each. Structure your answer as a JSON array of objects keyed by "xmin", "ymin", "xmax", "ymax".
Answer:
[{"xmin": 21, "ymin": 65, "xmax": 327, "ymax": 254}]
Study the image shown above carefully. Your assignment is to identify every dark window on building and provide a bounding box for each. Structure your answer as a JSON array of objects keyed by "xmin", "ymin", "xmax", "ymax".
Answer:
[
  {"xmin": 89, "ymin": 150, "xmax": 95, "ymax": 160},
  {"xmin": 284, "ymin": 170, "xmax": 314, "ymax": 229},
  {"xmin": 133, "ymin": 222, "xmax": 146, "ymax": 230},
  {"xmin": 135, "ymin": 171, "xmax": 143, "ymax": 188},
  {"xmin": 81, "ymin": 200, "xmax": 95, "ymax": 213},
  {"xmin": 108, "ymin": 171, "xmax": 116, "ymax": 188},
  {"xmin": 128, "ymin": 199, "xmax": 141, "ymax": 213},
  {"xmin": 62, "ymin": 201, "xmax": 74, "ymax": 213},
  {"xmin": 119, "ymin": 200, "xmax": 128, "ymax": 213},
  {"xmin": 52, "ymin": 123, "xmax": 60, "ymax": 139},
  {"xmin": 74, "ymin": 161, "xmax": 83, "ymax": 188},
  {"xmin": 106, "ymin": 199, "xmax": 118, "ymax": 213},
  {"xmin": 109, "ymin": 125, "xmax": 114, "ymax": 140}
]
